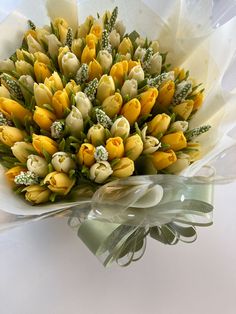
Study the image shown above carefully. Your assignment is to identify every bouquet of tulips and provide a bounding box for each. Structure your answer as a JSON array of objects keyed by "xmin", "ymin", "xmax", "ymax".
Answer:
[{"xmin": 0, "ymin": 6, "xmax": 210, "ymax": 206}]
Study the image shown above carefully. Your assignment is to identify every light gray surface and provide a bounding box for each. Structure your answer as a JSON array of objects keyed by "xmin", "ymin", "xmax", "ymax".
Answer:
[{"xmin": 0, "ymin": 1, "xmax": 236, "ymax": 314}]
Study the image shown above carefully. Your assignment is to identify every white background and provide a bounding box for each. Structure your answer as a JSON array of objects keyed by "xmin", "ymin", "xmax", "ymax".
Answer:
[{"xmin": 1, "ymin": 1, "xmax": 236, "ymax": 314}]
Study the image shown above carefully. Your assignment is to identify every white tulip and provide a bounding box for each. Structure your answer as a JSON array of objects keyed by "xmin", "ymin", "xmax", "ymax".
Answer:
[
  {"xmin": 65, "ymin": 106, "xmax": 83, "ymax": 137},
  {"xmin": 96, "ymin": 75, "xmax": 115, "ymax": 103},
  {"xmin": 114, "ymin": 20, "xmax": 126, "ymax": 37},
  {"xmin": 148, "ymin": 52, "xmax": 162, "ymax": 75},
  {"xmin": 27, "ymin": 155, "xmax": 48, "ymax": 177},
  {"xmin": 51, "ymin": 152, "xmax": 75, "ymax": 173},
  {"xmin": 109, "ymin": 30, "xmax": 120, "ymax": 48},
  {"xmin": 11, "ymin": 142, "xmax": 35, "ymax": 163},
  {"xmin": 150, "ymin": 40, "xmax": 160, "ymax": 53},
  {"xmin": 47, "ymin": 34, "xmax": 62, "ymax": 59},
  {"xmin": 15, "ymin": 60, "xmax": 34, "ymax": 76},
  {"xmin": 121, "ymin": 79, "xmax": 138, "ymax": 99},
  {"xmin": 26, "ymin": 34, "xmax": 45, "ymax": 53},
  {"xmin": 111, "ymin": 117, "xmax": 130, "ymax": 139},
  {"xmin": 134, "ymin": 47, "xmax": 146, "ymax": 61},
  {"xmin": 167, "ymin": 153, "xmax": 191, "ymax": 174},
  {"xmin": 75, "ymin": 92, "xmax": 92, "ymax": 119},
  {"xmin": 87, "ymin": 124, "xmax": 105, "ymax": 146},
  {"xmin": 61, "ymin": 52, "xmax": 80, "ymax": 78},
  {"xmin": 143, "ymin": 136, "xmax": 161, "ymax": 154},
  {"xmin": 0, "ymin": 59, "xmax": 15, "ymax": 72},
  {"xmin": 170, "ymin": 121, "xmax": 189, "ymax": 133},
  {"xmin": 135, "ymin": 37, "xmax": 145, "ymax": 47},
  {"xmin": 34, "ymin": 83, "xmax": 52, "ymax": 107},
  {"xmin": 128, "ymin": 65, "xmax": 145, "ymax": 83},
  {"xmin": 0, "ymin": 85, "xmax": 10, "ymax": 98},
  {"xmin": 97, "ymin": 50, "xmax": 113, "ymax": 72},
  {"xmin": 90, "ymin": 161, "xmax": 113, "ymax": 183}
]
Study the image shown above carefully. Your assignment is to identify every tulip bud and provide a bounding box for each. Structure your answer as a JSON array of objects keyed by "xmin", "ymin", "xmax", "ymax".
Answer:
[
  {"xmin": 65, "ymin": 80, "xmax": 81, "ymax": 96},
  {"xmin": 23, "ymin": 185, "xmax": 51, "ymax": 204},
  {"xmin": 16, "ymin": 49, "xmax": 34, "ymax": 63},
  {"xmin": 0, "ymin": 97, "xmax": 32, "ymax": 123},
  {"xmin": 161, "ymin": 131, "xmax": 187, "ymax": 151},
  {"xmin": 87, "ymin": 124, "xmax": 105, "ymax": 146},
  {"xmin": 32, "ymin": 134, "xmax": 58, "ymax": 155},
  {"xmin": 51, "ymin": 152, "xmax": 75, "ymax": 173},
  {"xmin": 26, "ymin": 34, "xmax": 45, "ymax": 53},
  {"xmin": 73, "ymin": 91, "xmax": 91, "ymax": 119},
  {"xmin": 96, "ymin": 75, "xmax": 115, "ymax": 103},
  {"xmin": 109, "ymin": 30, "xmax": 120, "ymax": 48},
  {"xmin": 33, "ymin": 106, "xmax": 56, "ymax": 131},
  {"xmin": 139, "ymin": 87, "xmax": 159, "ymax": 116},
  {"xmin": 110, "ymin": 60, "xmax": 128, "ymax": 86},
  {"xmin": 88, "ymin": 59, "xmax": 103, "ymax": 81},
  {"xmin": 124, "ymin": 134, "xmax": 143, "ymax": 161},
  {"xmin": 143, "ymin": 136, "xmax": 161, "ymax": 154},
  {"xmin": 71, "ymin": 38, "xmax": 83, "ymax": 59},
  {"xmin": 81, "ymin": 40, "xmax": 96, "ymax": 64},
  {"xmin": 34, "ymin": 61, "xmax": 51, "ymax": 83},
  {"xmin": 90, "ymin": 23, "xmax": 103, "ymax": 40},
  {"xmin": 44, "ymin": 71, "xmax": 64, "ymax": 92},
  {"xmin": 34, "ymin": 83, "xmax": 53, "ymax": 107},
  {"xmin": 114, "ymin": 20, "xmax": 126, "ymax": 37},
  {"xmin": 15, "ymin": 60, "xmax": 34, "ymax": 76},
  {"xmin": 118, "ymin": 37, "xmax": 133, "ymax": 55},
  {"xmin": 174, "ymin": 67, "xmax": 186, "ymax": 81},
  {"xmin": 157, "ymin": 80, "xmax": 175, "ymax": 110},
  {"xmin": 148, "ymin": 52, "xmax": 162, "ymax": 75},
  {"xmin": 0, "ymin": 126, "xmax": 25, "ymax": 146},
  {"xmin": 0, "ymin": 85, "xmax": 10, "ymax": 98},
  {"xmin": 5, "ymin": 166, "xmax": 27, "ymax": 186},
  {"xmin": 77, "ymin": 15, "xmax": 94, "ymax": 38},
  {"xmin": 152, "ymin": 149, "xmax": 177, "ymax": 170},
  {"xmin": 193, "ymin": 92, "xmax": 204, "ymax": 110},
  {"xmin": 101, "ymin": 93, "xmax": 123, "ymax": 118},
  {"xmin": 34, "ymin": 51, "xmax": 51, "ymax": 65},
  {"xmin": 61, "ymin": 52, "xmax": 80, "ymax": 78},
  {"xmin": 77, "ymin": 143, "xmax": 95, "ymax": 167},
  {"xmin": 44, "ymin": 171, "xmax": 75, "ymax": 195},
  {"xmin": 65, "ymin": 106, "xmax": 83, "ymax": 137},
  {"xmin": 169, "ymin": 121, "xmax": 189, "ymax": 133},
  {"xmin": 0, "ymin": 59, "xmax": 15, "ymax": 72},
  {"xmin": 150, "ymin": 40, "xmax": 160, "ymax": 53},
  {"xmin": 112, "ymin": 157, "xmax": 134, "ymax": 178},
  {"xmin": 111, "ymin": 116, "xmax": 130, "ymax": 139},
  {"xmin": 18, "ymin": 75, "xmax": 34, "ymax": 102},
  {"xmin": 134, "ymin": 47, "xmax": 146, "ymax": 61},
  {"xmin": 121, "ymin": 79, "xmax": 138, "ymax": 99},
  {"xmin": 105, "ymin": 137, "xmax": 124, "ymax": 160},
  {"xmin": 52, "ymin": 89, "xmax": 70, "ymax": 118},
  {"xmin": 47, "ymin": 34, "xmax": 62, "ymax": 59},
  {"xmin": 53, "ymin": 18, "xmax": 69, "ymax": 44},
  {"xmin": 172, "ymin": 100, "xmax": 194, "ymax": 121},
  {"xmin": 27, "ymin": 154, "xmax": 48, "ymax": 177},
  {"xmin": 97, "ymin": 50, "xmax": 113, "ymax": 72},
  {"xmin": 57, "ymin": 46, "xmax": 70, "ymax": 70},
  {"xmin": 147, "ymin": 113, "xmax": 171, "ymax": 137},
  {"xmin": 90, "ymin": 161, "xmax": 113, "ymax": 183},
  {"xmin": 166, "ymin": 153, "xmax": 190, "ymax": 173},
  {"xmin": 120, "ymin": 98, "xmax": 141, "ymax": 125},
  {"xmin": 128, "ymin": 65, "xmax": 144, "ymax": 83},
  {"xmin": 135, "ymin": 37, "xmax": 145, "ymax": 47},
  {"xmin": 11, "ymin": 142, "xmax": 34, "ymax": 163}
]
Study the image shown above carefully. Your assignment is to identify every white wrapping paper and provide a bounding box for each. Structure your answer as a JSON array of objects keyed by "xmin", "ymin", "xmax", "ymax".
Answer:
[{"xmin": 0, "ymin": 0, "xmax": 236, "ymax": 215}]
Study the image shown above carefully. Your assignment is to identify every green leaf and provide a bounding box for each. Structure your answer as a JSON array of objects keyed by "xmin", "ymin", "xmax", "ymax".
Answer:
[{"xmin": 42, "ymin": 148, "xmax": 51, "ymax": 163}]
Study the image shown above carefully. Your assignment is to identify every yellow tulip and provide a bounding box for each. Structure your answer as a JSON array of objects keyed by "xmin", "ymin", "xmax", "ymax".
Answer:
[
  {"xmin": 11, "ymin": 142, "xmax": 34, "ymax": 163},
  {"xmin": 193, "ymin": 92, "xmax": 204, "ymax": 111},
  {"xmin": 0, "ymin": 126, "xmax": 25, "ymax": 147},
  {"xmin": 65, "ymin": 80, "xmax": 81, "ymax": 96},
  {"xmin": 53, "ymin": 18, "xmax": 69, "ymax": 44},
  {"xmin": 139, "ymin": 87, "xmax": 159, "ymax": 116},
  {"xmin": 173, "ymin": 100, "xmax": 194, "ymax": 120},
  {"xmin": 52, "ymin": 89, "xmax": 70, "ymax": 118},
  {"xmin": 23, "ymin": 185, "xmax": 51, "ymax": 204},
  {"xmin": 5, "ymin": 166, "xmax": 27, "ymax": 186},
  {"xmin": 32, "ymin": 134, "xmax": 58, "ymax": 156},
  {"xmin": 81, "ymin": 40, "xmax": 96, "ymax": 64},
  {"xmin": 34, "ymin": 51, "xmax": 51, "ymax": 65},
  {"xmin": 90, "ymin": 24, "xmax": 103, "ymax": 40},
  {"xmin": 24, "ymin": 29, "xmax": 37, "ymax": 40},
  {"xmin": 77, "ymin": 143, "xmax": 95, "ymax": 167},
  {"xmin": 112, "ymin": 157, "xmax": 134, "ymax": 178},
  {"xmin": 33, "ymin": 106, "xmax": 56, "ymax": 131},
  {"xmin": 152, "ymin": 150, "xmax": 177, "ymax": 170},
  {"xmin": 110, "ymin": 60, "xmax": 129, "ymax": 86},
  {"xmin": 124, "ymin": 134, "xmax": 143, "ymax": 161},
  {"xmin": 77, "ymin": 15, "xmax": 94, "ymax": 38},
  {"xmin": 147, "ymin": 113, "xmax": 171, "ymax": 137},
  {"xmin": 118, "ymin": 37, "xmax": 133, "ymax": 55},
  {"xmin": 44, "ymin": 71, "xmax": 64, "ymax": 92},
  {"xmin": 86, "ymin": 33, "xmax": 98, "ymax": 45},
  {"xmin": 96, "ymin": 75, "xmax": 115, "ymax": 103},
  {"xmin": 0, "ymin": 97, "xmax": 32, "ymax": 123},
  {"xmin": 101, "ymin": 93, "xmax": 123, "ymax": 118},
  {"xmin": 157, "ymin": 80, "xmax": 175, "ymax": 110},
  {"xmin": 34, "ymin": 61, "xmax": 52, "ymax": 83},
  {"xmin": 128, "ymin": 60, "xmax": 140, "ymax": 72},
  {"xmin": 105, "ymin": 137, "xmax": 124, "ymax": 160},
  {"xmin": 161, "ymin": 131, "xmax": 187, "ymax": 151},
  {"xmin": 174, "ymin": 67, "xmax": 186, "ymax": 81},
  {"xmin": 88, "ymin": 59, "xmax": 103, "ymax": 81},
  {"xmin": 15, "ymin": 60, "xmax": 34, "ymax": 76},
  {"xmin": 44, "ymin": 171, "xmax": 75, "ymax": 195},
  {"xmin": 120, "ymin": 98, "xmax": 141, "ymax": 125},
  {"xmin": 71, "ymin": 38, "xmax": 83, "ymax": 59}
]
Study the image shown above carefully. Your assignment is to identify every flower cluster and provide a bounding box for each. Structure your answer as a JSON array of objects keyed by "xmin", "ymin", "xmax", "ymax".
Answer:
[{"xmin": 0, "ymin": 8, "xmax": 210, "ymax": 204}]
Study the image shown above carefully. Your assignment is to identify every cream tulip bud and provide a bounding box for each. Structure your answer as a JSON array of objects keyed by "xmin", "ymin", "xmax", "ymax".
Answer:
[
  {"xmin": 134, "ymin": 47, "xmax": 146, "ymax": 61},
  {"xmin": 169, "ymin": 121, "xmax": 189, "ymax": 133},
  {"xmin": 135, "ymin": 37, "xmax": 145, "ymax": 47},
  {"xmin": 47, "ymin": 34, "xmax": 62, "ymax": 59},
  {"xmin": 143, "ymin": 136, "xmax": 161, "ymax": 154},
  {"xmin": 61, "ymin": 52, "xmax": 80, "ymax": 78},
  {"xmin": 0, "ymin": 59, "xmax": 15, "ymax": 72},
  {"xmin": 87, "ymin": 124, "xmax": 105, "ymax": 146},
  {"xmin": 11, "ymin": 142, "xmax": 34, "ymax": 163},
  {"xmin": 71, "ymin": 38, "xmax": 83, "ymax": 58},
  {"xmin": 101, "ymin": 93, "xmax": 123, "ymax": 118},
  {"xmin": 111, "ymin": 116, "xmax": 130, "ymax": 139},
  {"xmin": 0, "ymin": 85, "xmax": 10, "ymax": 98},
  {"xmin": 148, "ymin": 52, "xmax": 162, "ymax": 75},
  {"xmin": 112, "ymin": 157, "xmax": 134, "ymax": 178},
  {"xmin": 75, "ymin": 92, "xmax": 92, "ymax": 119},
  {"xmin": 121, "ymin": 79, "xmax": 138, "ymax": 99},
  {"xmin": 128, "ymin": 65, "xmax": 144, "ymax": 83},
  {"xmin": 150, "ymin": 40, "xmax": 160, "ymax": 53},
  {"xmin": 166, "ymin": 153, "xmax": 190, "ymax": 173},
  {"xmin": 65, "ymin": 106, "xmax": 83, "ymax": 137},
  {"xmin": 27, "ymin": 154, "xmax": 48, "ymax": 177},
  {"xmin": 23, "ymin": 185, "xmax": 51, "ymax": 204},
  {"xmin": 34, "ymin": 83, "xmax": 52, "ymax": 107},
  {"xmin": 19, "ymin": 75, "xmax": 34, "ymax": 93},
  {"xmin": 124, "ymin": 134, "xmax": 143, "ymax": 161},
  {"xmin": 97, "ymin": 50, "xmax": 113, "ymax": 72},
  {"xmin": 15, "ymin": 60, "xmax": 34, "ymax": 76},
  {"xmin": 44, "ymin": 171, "xmax": 75, "ymax": 195},
  {"xmin": 114, "ymin": 20, "xmax": 126, "ymax": 37},
  {"xmin": 90, "ymin": 161, "xmax": 113, "ymax": 183},
  {"xmin": 51, "ymin": 152, "xmax": 75, "ymax": 173},
  {"xmin": 26, "ymin": 34, "xmax": 44, "ymax": 53},
  {"xmin": 109, "ymin": 30, "xmax": 121, "ymax": 48},
  {"xmin": 96, "ymin": 75, "xmax": 115, "ymax": 103}
]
